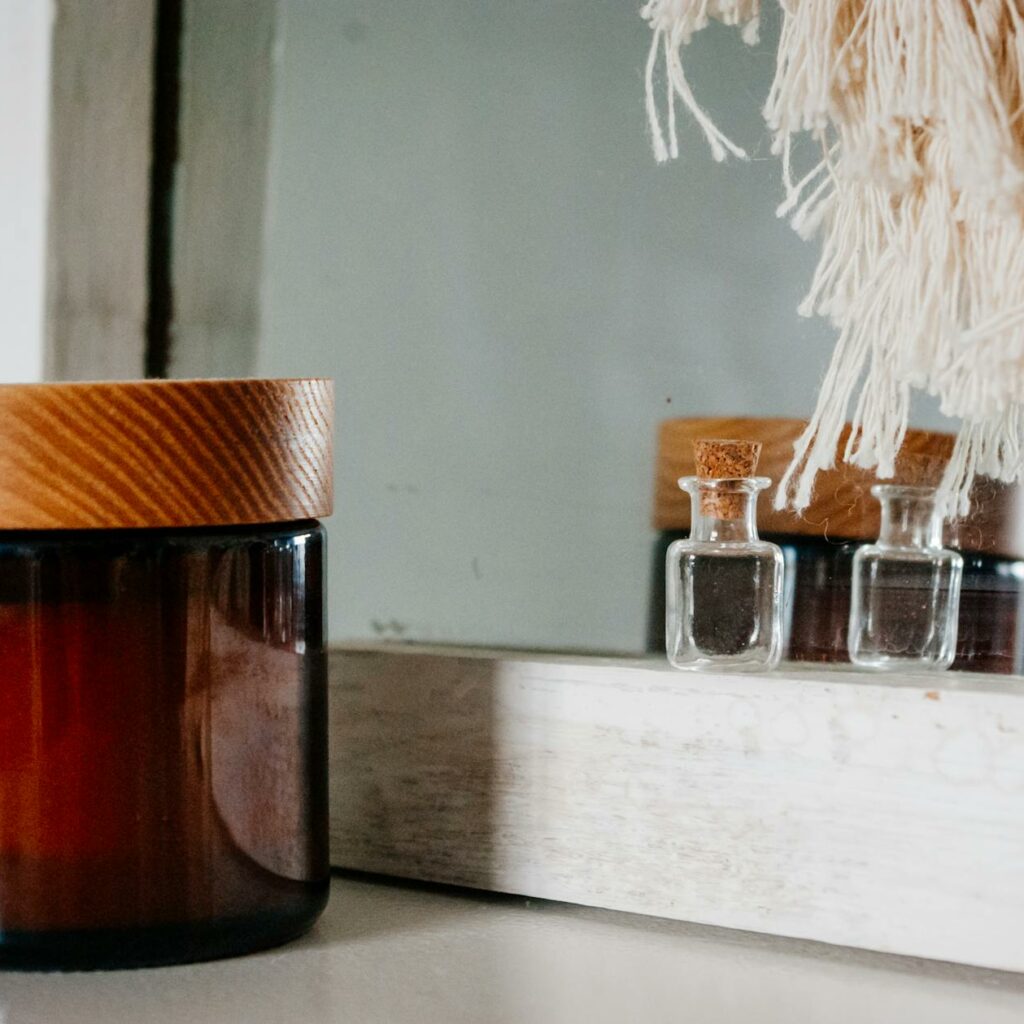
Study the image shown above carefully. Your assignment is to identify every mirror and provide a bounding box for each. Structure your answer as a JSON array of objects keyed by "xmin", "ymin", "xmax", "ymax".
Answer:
[{"xmin": 175, "ymin": 1, "xmax": 1014, "ymax": 668}]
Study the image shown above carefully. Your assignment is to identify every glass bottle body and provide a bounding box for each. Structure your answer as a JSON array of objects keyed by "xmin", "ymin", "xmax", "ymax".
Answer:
[
  {"xmin": 849, "ymin": 486, "xmax": 963, "ymax": 671},
  {"xmin": 666, "ymin": 478, "xmax": 784, "ymax": 672}
]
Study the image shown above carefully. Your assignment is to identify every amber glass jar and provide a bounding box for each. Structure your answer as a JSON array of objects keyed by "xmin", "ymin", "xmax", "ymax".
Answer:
[{"xmin": 0, "ymin": 379, "xmax": 333, "ymax": 969}]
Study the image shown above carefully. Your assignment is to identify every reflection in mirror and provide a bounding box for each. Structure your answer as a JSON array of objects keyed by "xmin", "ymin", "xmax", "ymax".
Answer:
[
  {"xmin": 171, "ymin": 2, "xmax": 1018, "ymax": 673},
  {"xmin": 653, "ymin": 419, "xmax": 1024, "ymax": 674}
]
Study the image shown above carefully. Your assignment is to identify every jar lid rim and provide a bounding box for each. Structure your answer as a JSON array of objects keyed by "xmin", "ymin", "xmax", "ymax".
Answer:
[{"xmin": 0, "ymin": 378, "xmax": 333, "ymax": 529}]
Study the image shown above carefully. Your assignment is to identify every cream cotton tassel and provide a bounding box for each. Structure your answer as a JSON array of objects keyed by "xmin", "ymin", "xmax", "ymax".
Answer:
[
  {"xmin": 641, "ymin": 0, "xmax": 761, "ymax": 162},
  {"xmin": 645, "ymin": 0, "xmax": 1024, "ymax": 516}
]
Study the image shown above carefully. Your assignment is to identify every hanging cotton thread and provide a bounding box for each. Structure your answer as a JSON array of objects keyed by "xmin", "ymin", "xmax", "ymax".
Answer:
[{"xmin": 643, "ymin": 0, "xmax": 1024, "ymax": 516}]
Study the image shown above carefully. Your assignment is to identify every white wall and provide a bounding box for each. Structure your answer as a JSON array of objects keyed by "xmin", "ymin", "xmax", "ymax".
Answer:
[
  {"xmin": 254, "ymin": 1, "xmax": 941, "ymax": 652},
  {"xmin": 0, "ymin": 0, "xmax": 52, "ymax": 383}
]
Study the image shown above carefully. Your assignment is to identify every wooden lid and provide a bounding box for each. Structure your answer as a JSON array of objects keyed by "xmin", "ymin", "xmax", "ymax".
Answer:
[
  {"xmin": 655, "ymin": 417, "xmax": 1024, "ymax": 558},
  {"xmin": 0, "ymin": 379, "xmax": 333, "ymax": 529}
]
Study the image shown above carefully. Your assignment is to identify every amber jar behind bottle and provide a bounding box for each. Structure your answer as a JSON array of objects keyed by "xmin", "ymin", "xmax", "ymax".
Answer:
[{"xmin": 0, "ymin": 379, "xmax": 333, "ymax": 969}]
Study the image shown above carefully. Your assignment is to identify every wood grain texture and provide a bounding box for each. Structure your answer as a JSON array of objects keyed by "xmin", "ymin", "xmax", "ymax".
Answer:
[
  {"xmin": 330, "ymin": 644, "xmax": 1024, "ymax": 973},
  {"xmin": 44, "ymin": 0, "xmax": 155, "ymax": 380},
  {"xmin": 655, "ymin": 417, "xmax": 1024, "ymax": 557},
  {"xmin": 0, "ymin": 379, "xmax": 332, "ymax": 528}
]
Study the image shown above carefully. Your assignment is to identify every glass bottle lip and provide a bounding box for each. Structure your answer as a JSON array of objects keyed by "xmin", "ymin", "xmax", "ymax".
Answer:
[
  {"xmin": 870, "ymin": 483, "xmax": 939, "ymax": 501},
  {"xmin": 677, "ymin": 475, "xmax": 772, "ymax": 494}
]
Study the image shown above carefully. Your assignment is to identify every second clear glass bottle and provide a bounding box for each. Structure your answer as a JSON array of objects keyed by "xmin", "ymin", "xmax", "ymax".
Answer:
[{"xmin": 849, "ymin": 484, "xmax": 963, "ymax": 671}]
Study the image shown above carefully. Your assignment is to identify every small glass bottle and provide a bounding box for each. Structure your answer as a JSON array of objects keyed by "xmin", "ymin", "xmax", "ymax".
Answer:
[
  {"xmin": 666, "ymin": 439, "xmax": 784, "ymax": 671},
  {"xmin": 849, "ymin": 484, "xmax": 963, "ymax": 671}
]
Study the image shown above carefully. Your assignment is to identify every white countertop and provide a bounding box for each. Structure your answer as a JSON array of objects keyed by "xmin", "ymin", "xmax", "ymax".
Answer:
[{"xmin": 2, "ymin": 873, "xmax": 1024, "ymax": 1023}]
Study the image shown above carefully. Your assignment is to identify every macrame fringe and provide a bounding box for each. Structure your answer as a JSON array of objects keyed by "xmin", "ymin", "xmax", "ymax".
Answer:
[
  {"xmin": 641, "ymin": 0, "xmax": 761, "ymax": 162},
  {"xmin": 645, "ymin": 0, "xmax": 1024, "ymax": 518}
]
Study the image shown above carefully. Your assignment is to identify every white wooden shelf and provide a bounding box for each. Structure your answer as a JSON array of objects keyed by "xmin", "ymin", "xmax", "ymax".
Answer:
[{"xmin": 328, "ymin": 645, "xmax": 1024, "ymax": 973}]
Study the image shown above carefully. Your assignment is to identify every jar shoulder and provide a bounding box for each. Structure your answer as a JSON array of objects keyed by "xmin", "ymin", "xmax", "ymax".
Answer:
[
  {"xmin": 853, "ymin": 543, "xmax": 963, "ymax": 568},
  {"xmin": 666, "ymin": 537, "xmax": 784, "ymax": 561}
]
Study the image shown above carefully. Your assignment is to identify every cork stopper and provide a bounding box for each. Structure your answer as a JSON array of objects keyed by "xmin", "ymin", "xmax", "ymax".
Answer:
[{"xmin": 693, "ymin": 438, "xmax": 762, "ymax": 519}]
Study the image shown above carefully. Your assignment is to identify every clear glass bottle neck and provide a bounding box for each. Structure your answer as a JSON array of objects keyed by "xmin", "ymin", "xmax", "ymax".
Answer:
[
  {"xmin": 681, "ymin": 477, "xmax": 768, "ymax": 544},
  {"xmin": 873, "ymin": 485, "xmax": 943, "ymax": 551}
]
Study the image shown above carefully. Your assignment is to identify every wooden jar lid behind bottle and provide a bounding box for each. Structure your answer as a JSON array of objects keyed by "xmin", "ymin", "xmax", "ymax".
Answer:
[
  {"xmin": 0, "ymin": 378, "xmax": 333, "ymax": 529},
  {"xmin": 654, "ymin": 416, "xmax": 1024, "ymax": 559}
]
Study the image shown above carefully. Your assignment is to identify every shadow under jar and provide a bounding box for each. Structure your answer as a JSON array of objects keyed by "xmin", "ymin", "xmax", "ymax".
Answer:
[{"xmin": 0, "ymin": 379, "xmax": 333, "ymax": 969}]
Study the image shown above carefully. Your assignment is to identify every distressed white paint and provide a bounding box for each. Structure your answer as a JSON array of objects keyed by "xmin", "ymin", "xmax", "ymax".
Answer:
[
  {"xmin": 0, "ymin": 0, "xmax": 53, "ymax": 382},
  {"xmin": 330, "ymin": 646, "xmax": 1024, "ymax": 973}
]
